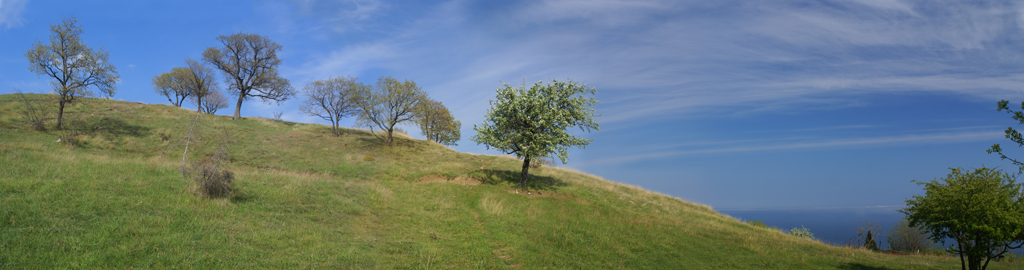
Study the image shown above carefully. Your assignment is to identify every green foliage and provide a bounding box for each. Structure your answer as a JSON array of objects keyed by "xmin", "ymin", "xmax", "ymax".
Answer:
[
  {"xmin": 202, "ymin": 32, "xmax": 294, "ymax": 120},
  {"xmin": 790, "ymin": 226, "xmax": 815, "ymax": 240},
  {"xmin": 152, "ymin": 58, "xmax": 218, "ymax": 110},
  {"xmin": 152, "ymin": 67, "xmax": 192, "ymax": 107},
  {"xmin": 471, "ymin": 79, "xmax": 599, "ymax": 186},
  {"xmin": 888, "ymin": 218, "xmax": 937, "ymax": 254},
  {"xmin": 354, "ymin": 76, "xmax": 428, "ymax": 146},
  {"xmin": 902, "ymin": 167, "xmax": 1024, "ymax": 270},
  {"xmin": 25, "ymin": 15, "xmax": 119, "ymax": 130},
  {"xmin": 416, "ymin": 98, "xmax": 461, "ymax": 146},
  {"xmin": 299, "ymin": 76, "xmax": 363, "ymax": 137},
  {"xmin": 988, "ymin": 100, "xmax": 1024, "ymax": 173},
  {"xmin": 746, "ymin": 219, "xmax": 767, "ymax": 228}
]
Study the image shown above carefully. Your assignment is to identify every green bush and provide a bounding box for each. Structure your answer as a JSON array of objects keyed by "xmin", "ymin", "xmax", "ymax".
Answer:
[
  {"xmin": 790, "ymin": 226, "xmax": 815, "ymax": 240},
  {"xmin": 746, "ymin": 219, "xmax": 767, "ymax": 229}
]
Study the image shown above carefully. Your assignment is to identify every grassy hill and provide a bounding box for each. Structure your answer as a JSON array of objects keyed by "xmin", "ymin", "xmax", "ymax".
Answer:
[{"xmin": 0, "ymin": 94, "xmax": 1018, "ymax": 269}]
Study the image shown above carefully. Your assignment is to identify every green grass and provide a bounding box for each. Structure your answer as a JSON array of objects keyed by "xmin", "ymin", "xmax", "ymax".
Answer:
[{"xmin": 1, "ymin": 94, "xmax": 1020, "ymax": 269}]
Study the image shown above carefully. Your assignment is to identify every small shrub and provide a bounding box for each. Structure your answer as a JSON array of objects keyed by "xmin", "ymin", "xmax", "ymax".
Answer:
[
  {"xmin": 746, "ymin": 219, "xmax": 767, "ymax": 229},
  {"xmin": 57, "ymin": 120, "xmax": 80, "ymax": 146},
  {"xmin": 848, "ymin": 220, "xmax": 883, "ymax": 249},
  {"xmin": 273, "ymin": 111, "xmax": 284, "ymax": 121},
  {"xmin": 364, "ymin": 155, "xmax": 375, "ymax": 161},
  {"xmin": 864, "ymin": 230, "xmax": 879, "ymax": 251},
  {"xmin": 790, "ymin": 226, "xmax": 815, "ymax": 240},
  {"xmin": 16, "ymin": 91, "xmax": 48, "ymax": 131},
  {"xmin": 887, "ymin": 218, "xmax": 936, "ymax": 253},
  {"xmin": 185, "ymin": 159, "xmax": 234, "ymax": 198}
]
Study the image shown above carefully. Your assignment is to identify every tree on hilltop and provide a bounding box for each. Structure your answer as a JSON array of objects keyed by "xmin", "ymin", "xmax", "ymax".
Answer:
[
  {"xmin": 901, "ymin": 167, "xmax": 1024, "ymax": 270},
  {"xmin": 354, "ymin": 76, "xmax": 428, "ymax": 146},
  {"xmin": 25, "ymin": 15, "xmax": 119, "ymax": 130},
  {"xmin": 202, "ymin": 32, "xmax": 294, "ymax": 120},
  {"xmin": 471, "ymin": 79, "xmax": 599, "ymax": 187},
  {"xmin": 416, "ymin": 98, "xmax": 461, "ymax": 146},
  {"xmin": 300, "ymin": 76, "xmax": 363, "ymax": 137},
  {"xmin": 153, "ymin": 58, "xmax": 221, "ymax": 114},
  {"xmin": 152, "ymin": 67, "xmax": 191, "ymax": 107},
  {"xmin": 198, "ymin": 89, "xmax": 229, "ymax": 114},
  {"xmin": 183, "ymin": 58, "xmax": 220, "ymax": 113}
]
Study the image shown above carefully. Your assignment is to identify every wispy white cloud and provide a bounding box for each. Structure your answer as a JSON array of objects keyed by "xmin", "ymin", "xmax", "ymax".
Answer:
[
  {"xmin": 284, "ymin": 0, "xmax": 1024, "ymax": 132},
  {"xmin": 0, "ymin": 0, "xmax": 27, "ymax": 29},
  {"xmin": 580, "ymin": 130, "xmax": 1004, "ymax": 167},
  {"xmin": 285, "ymin": 42, "xmax": 398, "ymax": 85},
  {"xmin": 291, "ymin": 0, "xmax": 387, "ymax": 33}
]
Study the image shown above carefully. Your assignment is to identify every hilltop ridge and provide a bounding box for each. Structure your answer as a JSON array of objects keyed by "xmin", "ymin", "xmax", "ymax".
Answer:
[{"xmin": 0, "ymin": 94, "xmax": 1012, "ymax": 269}]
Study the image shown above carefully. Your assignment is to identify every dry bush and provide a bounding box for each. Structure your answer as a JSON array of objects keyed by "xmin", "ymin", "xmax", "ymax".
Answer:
[
  {"xmin": 186, "ymin": 158, "xmax": 234, "ymax": 198},
  {"xmin": 15, "ymin": 91, "xmax": 49, "ymax": 131},
  {"xmin": 170, "ymin": 113, "xmax": 236, "ymax": 199},
  {"xmin": 887, "ymin": 218, "xmax": 936, "ymax": 253},
  {"xmin": 846, "ymin": 220, "xmax": 882, "ymax": 249}
]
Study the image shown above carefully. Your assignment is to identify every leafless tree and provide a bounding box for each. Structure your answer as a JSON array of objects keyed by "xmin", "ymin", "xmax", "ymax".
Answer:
[
  {"xmin": 300, "ymin": 76, "xmax": 363, "ymax": 136},
  {"xmin": 25, "ymin": 15, "xmax": 119, "ymax": 130},
  {"xmin": 14, "ymin": 90, "xmax": 49, "ymax": 131},
  {"xmin": 198, "ymin": 90, "xmax": 229, "ymax": 115},
  {"xmin": 202, "ymin": 32, "xmax": 294, "ymax": 120},
  {"xmin": 183, "ymin": 58, "xmax": 219, "ymax": 112}
]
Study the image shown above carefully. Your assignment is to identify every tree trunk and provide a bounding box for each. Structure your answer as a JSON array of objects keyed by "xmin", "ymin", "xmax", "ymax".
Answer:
[
  {"xmin": 56, "ymin": 99, "xmax": 66, "ymax": 130},
  {"xmin": 331, "ymin": 119, "xmax": 340, "ymax": 137},
  {"xmin": 232, "ymin": 92, "xmax": 244, "ymax": 120},
  {"xmin": 386, "ymin": 129, "xmax": 393, "ymax": 146},
  {"xmin": 519, "ymin": 157, "xmax": 531, "ymax": 187}
]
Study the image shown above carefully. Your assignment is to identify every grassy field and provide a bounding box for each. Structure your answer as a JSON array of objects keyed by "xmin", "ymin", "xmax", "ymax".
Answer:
[{"xmin": 1, "ymin": 93, "xmax": 1020, "ymax": 269}]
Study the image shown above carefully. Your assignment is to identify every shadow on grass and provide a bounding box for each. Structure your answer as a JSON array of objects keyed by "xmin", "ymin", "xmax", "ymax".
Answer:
[
  {"xmin": 476, "ymin": 168, "xmax": 567, "ymax": 191},
  {"xmin": 838, "ymin": 263, "xmax": 898, "ymax": 270},
  {"xmin": 81, "ymin": 116, "xmax": 151, "ymax": 138},
  {"xmin": 230, "ymin": 192, "xmax": 255, "ymax": 204}
]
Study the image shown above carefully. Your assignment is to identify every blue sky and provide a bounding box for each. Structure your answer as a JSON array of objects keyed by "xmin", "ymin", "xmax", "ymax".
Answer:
[{"xmin": 2, "ymin": 0, "xmax": 1023, "ymax": 210}]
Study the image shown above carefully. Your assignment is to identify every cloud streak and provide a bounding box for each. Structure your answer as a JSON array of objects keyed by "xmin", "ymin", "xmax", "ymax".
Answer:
[
  {"xmin": 580, "ymin": 130, "xmax": 1004, "ymax": 167},
  {"xmin": 276, "ymin": 0, "xmax": 1024, "ymax": 147}
]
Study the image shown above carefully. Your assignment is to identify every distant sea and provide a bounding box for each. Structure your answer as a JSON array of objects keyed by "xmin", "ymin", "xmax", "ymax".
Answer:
[{"xmin": 719, "ymin": 206, "xmax": 905, "ymax": 249}]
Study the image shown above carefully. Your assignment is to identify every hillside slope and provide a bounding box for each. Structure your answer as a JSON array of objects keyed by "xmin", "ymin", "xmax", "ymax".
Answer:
[{"xmin": 0, "ymin": 94, "xmax": 1016, "ymax": 269}]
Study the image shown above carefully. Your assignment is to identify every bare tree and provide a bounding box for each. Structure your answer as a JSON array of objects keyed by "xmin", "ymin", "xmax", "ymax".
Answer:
[
  {"xmin": 198, "ymin": 90, "xmax": 229, "ymax": 114},
  {"xmin": 14, "ymin": 90, "xmax": 49, "ymax": 131},
  {"xmin": 202, "ymin": 32, "xmax": 294, "ymax": 120},
  {"xmin": 25, "ymin": 15, "xmax": 119, "ymax": 130},
  {"xmin": 183, "ymin": 58, "xmax": 218, "ymax": 112},
  {"xmin": 354, "ymin": 76, "xmax": 428, "ymax": 146},
  {"xmin": 300, "ymin": 76, "xmax": 363, "ymax": 136},
  {"xmin": 154, "ymin": 59, "xmax": 218, "ymax": 111}
]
